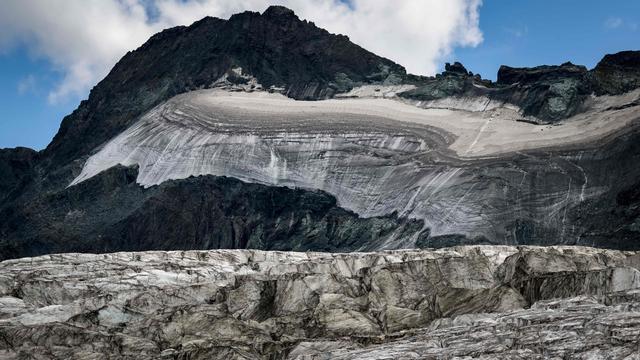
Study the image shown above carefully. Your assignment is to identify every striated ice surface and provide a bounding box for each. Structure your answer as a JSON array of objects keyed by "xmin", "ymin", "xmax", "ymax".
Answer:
[
  {"xmin": 69, "ymin": 89, "xmax": 640, "ymax": 244},
  {"xmin": 1, "ymin": 246, "xmax": 640, "ymax": 358}
]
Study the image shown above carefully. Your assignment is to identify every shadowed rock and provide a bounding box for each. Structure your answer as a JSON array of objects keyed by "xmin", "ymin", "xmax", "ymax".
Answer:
[
  {"xmin": 1, "ymin": 7, "xmax": 640, "ymax": 261},
  {"xmin": 591, "ymin": 50, "xmax": 640, "ymax": 95},
  {"xmin": 43, "ymin": 6, "xmax": 407, "ymax": 167}
]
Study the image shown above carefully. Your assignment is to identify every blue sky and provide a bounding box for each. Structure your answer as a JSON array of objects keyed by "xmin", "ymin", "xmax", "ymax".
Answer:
[
  {"xmin": 0, "ymin": 0, "xmax": 638, "ymax": 150},
  {"xmin": 453, "ymin": 1, "xmax": 640, "ymax": 80}
]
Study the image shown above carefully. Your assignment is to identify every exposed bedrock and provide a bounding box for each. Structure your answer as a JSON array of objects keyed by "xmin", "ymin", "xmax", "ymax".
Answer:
[
  {"xmin": 0, "ymin": 246, "xmax": 639, "ymax": 358},
  {"xmin": 42, "ymin": 6, "xmax": 407, "ymax": 167},
  {"xmin": 399, "ymin": 61, "xmax": 594, "ymax": 122},
  {"xmin": 400, "ymin": 51, "xmax": 640, "ymax": 122},
  {"xmin": 0, "ymin": 147, "xmax": 38, "ymax": 203},
  {"xmin": 590, "ymin": 50, "xmax": 640, "ymax": 96},
  {"xmin": 1, "ymin": 6, "xmax": 640, "ymax": 260},
  {"xmin": 59, "ymin": 89, "xmax": 640, "ymax": 254},
  {"xmin": 0, "ymin": 165, "xmax": 427, "ymax": 260}
]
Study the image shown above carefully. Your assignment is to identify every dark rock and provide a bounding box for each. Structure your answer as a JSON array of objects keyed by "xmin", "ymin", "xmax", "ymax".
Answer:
[
  {"xmin": 43, "ymin": 5, "xmax": 406, "ymax": 168},
  {"xmin": 0, "ymin": 166, "xmax": 426, "ymax": 260},
  {"xmin": 401, "ymin": 61, "xmax": 596, "ymax": 122},
  {"xmin": 444, "ymin": 61, "xmax": 469, "ymax": 75},
  {"xmin": 399, "ymin": 62, "xmax": 487, "ymax": 102},
  {"xmin": 402, "ymin": 54, "xmax": 640, "ymax": 122},
  {"xmin": 590, "ymin": 50, "xmax": 640, "ymax": 95},
  {"xmin": 496, "ymin": 62, "xmax": 587, "ymax": 85},
  {"xmin": 415, "ymin": 233, "xmax": 494, "ymax": 248},
  {"xmin": 0, "ymin": 147, "xmax": 38, "ymax": 202},
  {"xmin": 493, "ymin": 62, "xmax": 590, "ymax": 121}
]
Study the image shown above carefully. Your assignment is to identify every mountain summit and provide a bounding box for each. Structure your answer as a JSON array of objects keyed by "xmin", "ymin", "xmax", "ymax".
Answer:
[
  {"xmin": 1, "ymin": 7, "xmax": 640, "ymax": 260},
  {"xmin": 45, "ymin": 6, "xmax": 407, "ymax": 166}
]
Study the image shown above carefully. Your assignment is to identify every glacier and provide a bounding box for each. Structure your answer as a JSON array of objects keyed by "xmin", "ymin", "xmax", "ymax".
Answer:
[{"xmin": 69, "ymin": 88, "xmax": 640, "ymax": 246}]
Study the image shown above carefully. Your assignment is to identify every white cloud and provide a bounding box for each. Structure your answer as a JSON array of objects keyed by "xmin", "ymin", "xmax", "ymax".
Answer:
[
  {"xmin": 503, "ymin": 25, "xmax": 528, "ymax": 38},
  {"xmin": 604, "ymin": 17, "xmax": 623, "ymax": 29},
  {"xmin": 0, "ymin": 0, "xmax": 483, "ymax": 104},
  {"xmin": 17, "ymin": 74, "xmax": 37, "ymax": 95}
]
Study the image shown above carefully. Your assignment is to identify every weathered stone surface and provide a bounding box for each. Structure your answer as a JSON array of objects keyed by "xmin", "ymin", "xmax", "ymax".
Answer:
[
  {"xmin": 497, "ymin": 62, "xmax": 588, "ymax": 86},
  {"xmin": 401, "ymin": 61, "xmax": 594, "ymax": 122},
  {"xmin": 2, "ymin": 7, "xmax": 640, "ymax": 262},
  {"xmin": 400, "ymin": 53, "xmax": 640, "ymax": 122},
  {"xmin": 0, "ymin": 166, "xmax": 425, "ymax": 260},
  {"xmin": 0, "ymin": 246, "xmax": 639, "ymax": 358},
  {"xmin": 0, "ymin": 147, "xmax": 37, "ymax": 203},
  {"xmin": 591, "ymin": 50, "xmax": 640, "ymax": 95},
  {"xmin": 43, "ymin": 5, "xmax": 407, "ymax": 168},
  {"xmin": 494, "ymin": 62, "xmax": 591, "ymax": 121}
]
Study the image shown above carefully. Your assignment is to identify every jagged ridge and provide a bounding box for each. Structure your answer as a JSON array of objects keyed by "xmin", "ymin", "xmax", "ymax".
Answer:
[{"xmin": 1, "ymin": 6, "xmax": 640, "ymax": 261}]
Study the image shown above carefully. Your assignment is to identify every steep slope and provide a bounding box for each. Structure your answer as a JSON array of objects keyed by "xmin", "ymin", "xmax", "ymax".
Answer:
[
  {"xmin": 1, "ymin": 6, "xmax": 640, "ymax": 260},
  {"xmin": 61, "ymin": 87, "xmax": 640, "ymax": 251},
  {"xmin": 0, "ymin": 165, "xmax": 424, "ymax": 260},
  {"xmin": 43, "ymin": 5, "xmax": 407, "ymax": 167},
  {"xmin": 400, "ymin": 55, "xmax": 640, "ymax": 122},
  {"xmin": 590, "ymin": 50, "xmax": 640, "ymax": 95},
  {"xmin": 0, "ymin": 148, "xmax": 37, "ymax": 203}
]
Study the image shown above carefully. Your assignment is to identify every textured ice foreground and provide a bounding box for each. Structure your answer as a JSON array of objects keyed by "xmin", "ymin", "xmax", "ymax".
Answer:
[
  {"xmin": 1, "ymin": 246, "xmax": 640, "ymax": 359},
  {"xmin": 70, "ymin": 89, "xmax": 640, "ymax": 241}
]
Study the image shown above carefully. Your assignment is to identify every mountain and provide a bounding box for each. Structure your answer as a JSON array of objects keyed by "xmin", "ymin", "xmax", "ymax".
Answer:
[
  {"xmin": 44, "ymin": 5, "xmax": 407, "ymax": 167},
  {"xmin": 2, "ymin": 6, "xmax": 640, "ymax": 260}
]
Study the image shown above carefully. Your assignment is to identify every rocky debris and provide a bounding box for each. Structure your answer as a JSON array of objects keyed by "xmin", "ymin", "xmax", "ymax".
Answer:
[{"xmin": 0, "ymin": 246, "xmax": 639, "ymax": 359}]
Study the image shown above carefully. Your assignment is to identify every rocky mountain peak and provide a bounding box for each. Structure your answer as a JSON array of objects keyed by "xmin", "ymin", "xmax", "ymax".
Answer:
[
  {"xmin": 444, "ymin": 61, "xmax": 470, "ymax": 75},
  {"xmin": 262, "ymin": 5, "xmax": 297, "ymax": 19},
  {"xmin": 42, "ymin": 6, "xmax": 406, "ymax": 168},
  {"xmin": 591, "ymin": 50, "xmax": 640, "ymax": 95},
  {"xmin": 2, "ymin": 7, "xmax": 640, "ymax": 263}
]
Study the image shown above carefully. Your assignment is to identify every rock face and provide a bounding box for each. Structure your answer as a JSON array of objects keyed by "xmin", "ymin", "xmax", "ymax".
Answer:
[
  {"xmin": 1, "ymin": 246, "xmax": 640, "ymax": 358},
  {"xmin": 494, "ymin": 62, "xmax": 590, "ymax": 121},
  {"xmin": 0, "ymin": 166, "xmax": 425, "ymax": 260},
  {"xmin": 1, "ymin": 6, "xmax": 640, "ymax": 260},
  {"xmin": 0, "ymin": 147, "xmax": 37, "ymax": 203},
  {"xmin": 44, "ymin": 5, "xmax": 407, "ymax": 167},
  {"xmin": 400, "ymin": 52, "xmax": 640, "ymax": 122},
  {"xmin": 591, "ymin": 50, "xmax": 640, "ymax": 95},
  {"xmin": 402, "ymin": 61, "xmax": 593, "ymax": 122}
]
